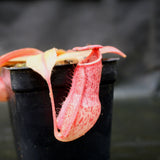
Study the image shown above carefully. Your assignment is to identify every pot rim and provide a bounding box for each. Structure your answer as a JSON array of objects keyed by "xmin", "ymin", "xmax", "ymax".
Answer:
[{"xmin": 6, "ymin": 57, "xmax": 120, "ymax": 71}]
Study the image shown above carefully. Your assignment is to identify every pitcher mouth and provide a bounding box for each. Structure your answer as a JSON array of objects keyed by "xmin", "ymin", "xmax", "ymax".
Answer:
[{"xmin": 78, "ymin": 53, "xmax": 102, "ymax": 66}]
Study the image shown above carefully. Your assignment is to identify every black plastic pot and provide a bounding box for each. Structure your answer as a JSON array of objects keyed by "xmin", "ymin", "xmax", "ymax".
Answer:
[{"xmin": 8, "ymin": 58, "xmax": 119, "ymax": 160}]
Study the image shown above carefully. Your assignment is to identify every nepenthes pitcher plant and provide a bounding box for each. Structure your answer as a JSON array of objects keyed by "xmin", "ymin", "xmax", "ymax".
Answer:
[{"xmin": 0, "ymin": 45, "xmax": 126, "ymax": 142}]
